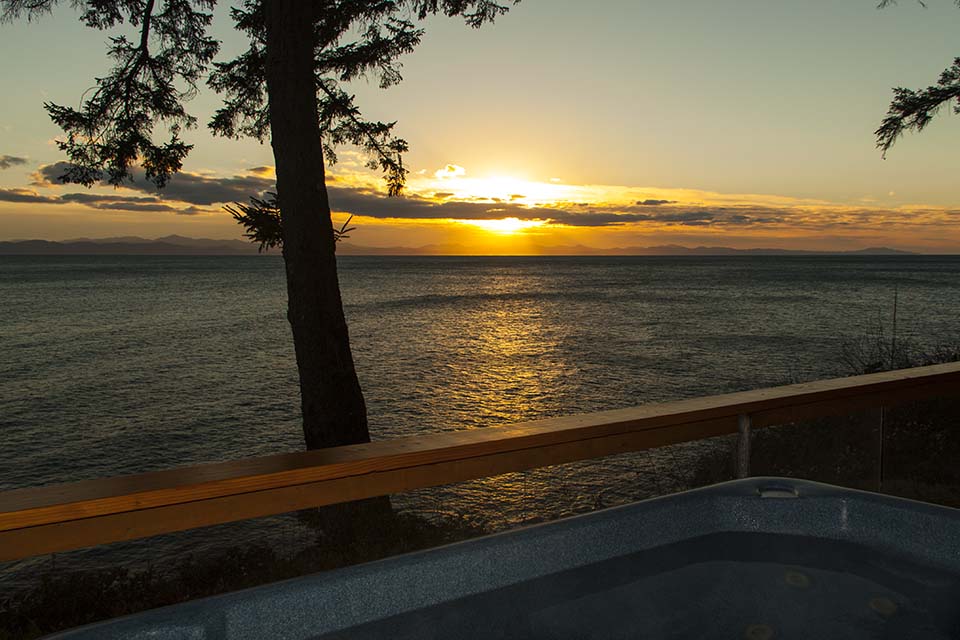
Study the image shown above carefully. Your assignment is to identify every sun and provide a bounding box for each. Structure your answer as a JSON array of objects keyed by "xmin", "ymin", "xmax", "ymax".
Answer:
[
  {"xmin": 461, "ymin": 217, "xmax": 546, "ymax": 234},
  {"xmin": 419, "ymin": 168, "xmax": 578, "ymax": 235}
]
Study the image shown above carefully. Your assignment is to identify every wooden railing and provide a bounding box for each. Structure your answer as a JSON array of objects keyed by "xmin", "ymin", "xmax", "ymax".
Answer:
[{"xmin": 2, "ymin": 362, "xmax": 959, "ymax": 563}]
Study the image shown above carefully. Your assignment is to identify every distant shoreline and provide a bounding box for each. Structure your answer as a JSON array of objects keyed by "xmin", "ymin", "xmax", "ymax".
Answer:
[{"xmin": 0, "ymin": 237, "xmax": 935, "ymax": 257}]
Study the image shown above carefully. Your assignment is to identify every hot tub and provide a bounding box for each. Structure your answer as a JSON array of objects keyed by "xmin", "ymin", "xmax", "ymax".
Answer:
[{"xmin": 50, "ymin": 478, "xmax": 960, "ymax": 639}]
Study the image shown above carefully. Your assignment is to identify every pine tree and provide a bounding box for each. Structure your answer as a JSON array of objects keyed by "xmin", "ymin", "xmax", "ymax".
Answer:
[
  {"xmin": 2, "ymin": 0, "xmax": 515, "ymax": 536},
  {"xmin": 876, "ymin": 0, "xmax": 960, "ymax": 154}
]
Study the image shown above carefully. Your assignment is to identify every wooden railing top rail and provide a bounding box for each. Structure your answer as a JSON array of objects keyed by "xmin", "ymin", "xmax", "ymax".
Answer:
[{"xmin": 1, "ymin": 361, "xmax": 959, "ymax": 562}]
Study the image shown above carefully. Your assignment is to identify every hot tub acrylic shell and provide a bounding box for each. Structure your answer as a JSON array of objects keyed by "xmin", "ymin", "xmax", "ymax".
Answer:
[{"xmin": 47, "ymin": 478, "xmax": 960, "ymax": 639}]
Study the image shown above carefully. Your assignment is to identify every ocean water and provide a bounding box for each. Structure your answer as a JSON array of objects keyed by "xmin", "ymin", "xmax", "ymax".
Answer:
[{"xmin": 2, "ymin": 255, "xmax": 960, "ymax": 584}]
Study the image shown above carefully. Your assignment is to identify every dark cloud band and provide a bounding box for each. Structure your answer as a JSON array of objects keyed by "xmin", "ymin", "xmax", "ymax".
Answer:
[
  {"xmin": 33, "ymin": 162, "xmax": 275, "ymax": 205},
  {"xmin": 0, "ymin": 188, "xmax": 60, "ymax": 203},
  {"xmin": 18, "ymin": 163, "xmax": 950, "ymax": 231},
  {"xmin": 0, "ymin": 155, "xmax": 28, "ymax": 170}
]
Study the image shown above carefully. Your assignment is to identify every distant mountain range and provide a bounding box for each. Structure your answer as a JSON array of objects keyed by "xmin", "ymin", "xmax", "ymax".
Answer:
[
  {"xmin": 0, "ymin": 236, "xmax": 259, "ymax": 255},
  {"xmin": 0, "ymin": 236, "xmax": 919, "ymax": 256},
  {"xmin": 336, "ymin": 243, "xmax": 918, "ymax": 256}
]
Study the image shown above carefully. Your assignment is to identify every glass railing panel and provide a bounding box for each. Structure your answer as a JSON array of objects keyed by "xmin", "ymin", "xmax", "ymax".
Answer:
[
  {"xmin": 749, "ymin": 407, "xmax": 883, "ymax": 492},
  {"xmin": 879, "ymin": 393, "xmax": 960, "ymax": 507}
]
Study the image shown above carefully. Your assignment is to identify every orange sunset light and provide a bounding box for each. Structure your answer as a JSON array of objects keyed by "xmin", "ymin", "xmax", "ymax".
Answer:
[{"xmin": 459, "ymin": 217, "xmax": 547, "ymax": 234}]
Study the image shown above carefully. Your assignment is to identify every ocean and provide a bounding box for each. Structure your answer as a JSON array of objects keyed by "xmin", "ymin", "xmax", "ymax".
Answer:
[{"xmin": 2, "ymin": 255, "xmax": 959, "ymax": 586}]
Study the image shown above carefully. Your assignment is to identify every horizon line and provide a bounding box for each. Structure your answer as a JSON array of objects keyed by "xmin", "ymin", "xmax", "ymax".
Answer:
[{"xmin": 2, "ymin": 238, "xmax": 958, "ymax": 257}]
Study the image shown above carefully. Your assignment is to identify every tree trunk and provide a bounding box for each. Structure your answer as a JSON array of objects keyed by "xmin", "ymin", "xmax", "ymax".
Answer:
[{"xmin": 263, "ymin": 0, "xmax": 392, "ymax": 538}]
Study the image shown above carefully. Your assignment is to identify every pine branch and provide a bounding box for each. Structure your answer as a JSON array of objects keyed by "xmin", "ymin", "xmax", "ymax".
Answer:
[
  {"xmin": 317, "ymin": 80, "xmax": 408, "ymax": 196},
  {"xmin": 38, "ymin": 0, "xmax": 218, "ymax": 187},
  {"xmin": 211, "ymin": 0, "xmax": 516, "ymax": 198},
  {"xmin": 876, "ymin": 0, "xmax": 960, "ymax": 154},
  {"xmin": 876, "ymin": 59, "xmax": 960, "ymax": 155},
  {"xmin": 225, "ymin": 193, "xmax": 283, "ymax": 252},
  {"xmin": 226, "ymin": 193, "xmax": 355, "ymax": 252}
]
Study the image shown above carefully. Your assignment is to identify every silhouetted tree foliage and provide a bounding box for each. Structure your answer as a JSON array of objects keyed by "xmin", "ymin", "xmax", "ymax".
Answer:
[
  {"xmin": 28, "ymin": 0, "xmax": 217, "ymax": 187},
  {"xmin": 1, "ymin": 0, "xmax": 511, "ymax": 192},
  {"xmin": 876, "ymin": 0, "xmax": 960, "ymax": 154},
  {"xmin": 226, "ymin": 193, "xmax": 354, "ymax": 252},
  {"xmin": 225, "ymin": 194, "xmax": 284, "ymax": 252},
  {"xmin": 0, "ymin": 1, "xmax": 516, "ymax": 483}
]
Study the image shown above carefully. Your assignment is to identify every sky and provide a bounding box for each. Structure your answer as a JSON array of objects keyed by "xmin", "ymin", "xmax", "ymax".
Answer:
[{"xmin": 1, "ymin": 0, "xmax": 959, "ymax": 253}]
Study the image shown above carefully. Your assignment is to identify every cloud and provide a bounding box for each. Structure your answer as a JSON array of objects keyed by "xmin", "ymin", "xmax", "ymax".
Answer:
[
  {"xmin": 32, "ymin": 162, "xmax": 276, "ymax": 207},
  {"xmin": 60, "ymin": 193, "xmax": 165, "ymax": 205},
  {"xmin": 0, "ymin": 187, "xmax": 195, "ymax": 212},
  {"xmin": 0, "ymin": 155, "xmax": 27, "ymax": 170},
  {"xmin": 86, "ymin": 202, "xmax": 179, "ymax": 212},
  {"xmin": 30, "ymin": 161, "xmax": 74, "ymax": 187},
  {"xmin": 19, "ymin": 163, "xmax": 259, "ymax": 214},
  {"xmin": 434, "ymin": 164, "xmax": 466, "ymax": 179},
  {"xmin": 323, "ymin": 186, "xmax": 646, "ymax": 227},
  {"xmin": 320, "ymin": 184, "xmax": 798, "ymax": 228},
  {"xmin": 60, "ymin": 193, "xmax": 178, "ymax": 212},
  {"xmin": 15, "ymin": 164, "xmax": 958, "ymax": 234},
  {"xmin": 130, "ymin": 171, "xmax": 274, "ymax": 205},
  {"xmin": 547, "ymin": 211, "xmax": 654, "ymax": 226},
  {"xmin": 644, "ymin": 210, "xmax": 715, "ymax": 224},
  {"xmin": 177, "ymin": 206, "xmax": 219, "ymax": 216},
  {"xmin": 327, "ymin": 185, "xmax": 526, "ymax": 220},
  {"xmin": 0, "ymin": 188, "xmax": 61, "ymax": 203}
]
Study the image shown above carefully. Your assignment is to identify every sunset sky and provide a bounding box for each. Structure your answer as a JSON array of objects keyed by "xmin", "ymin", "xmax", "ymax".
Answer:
[{"xmin": 1, "ymin": 0, "xmax": 959, "ymax": 253}]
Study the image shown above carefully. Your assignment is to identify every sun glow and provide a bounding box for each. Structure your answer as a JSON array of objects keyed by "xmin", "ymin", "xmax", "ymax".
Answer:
[
  {"xmin": 461, "ymin": 217, "xmax": 547, "ymax": 234},
  {"xmin": 463, "ymin": 175, "xmax": 556, "ymax": 202},
  {"xmin": 423, "ymin": 169, "xmax": 581, "ymax": 205}
]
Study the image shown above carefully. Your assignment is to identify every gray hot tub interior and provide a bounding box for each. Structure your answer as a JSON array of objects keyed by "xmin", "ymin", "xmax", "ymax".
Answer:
[{"xmin": 49, "ymin": 478, "xmax": 960, "ymax": 639}]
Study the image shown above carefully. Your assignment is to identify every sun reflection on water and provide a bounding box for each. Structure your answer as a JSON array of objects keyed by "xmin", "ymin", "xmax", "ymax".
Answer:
[{"xmin": 446, "ymin": 288, "xmax": 571, "ymax": 425}]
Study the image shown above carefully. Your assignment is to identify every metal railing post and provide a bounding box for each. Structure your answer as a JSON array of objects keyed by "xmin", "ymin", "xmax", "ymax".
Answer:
[{"xmin": 736, "ymin": 413, "xmax": 752, "ymax": 479}]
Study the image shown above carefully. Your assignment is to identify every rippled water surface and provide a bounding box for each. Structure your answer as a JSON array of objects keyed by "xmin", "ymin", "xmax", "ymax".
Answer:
[{"xmin": 2, "ymin": 255, "xmax": 960, "ymax": 584}]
